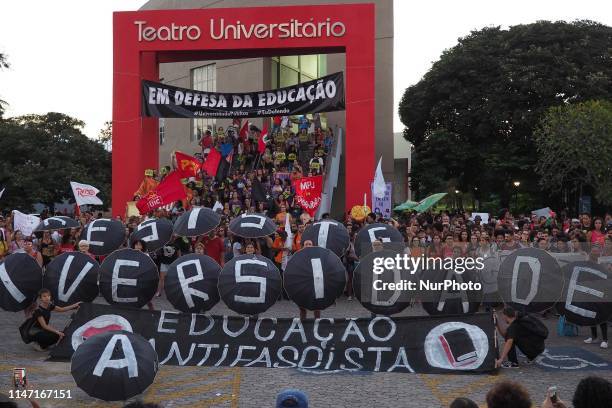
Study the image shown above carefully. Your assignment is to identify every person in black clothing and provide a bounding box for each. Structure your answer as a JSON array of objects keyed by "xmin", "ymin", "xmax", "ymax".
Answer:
[
  {"xmin": 495, "ymin": 306, "xmax": 547, "ymax": 368},
  {"xmin": 30, "ymin": 288, "xmax": 81, "ymax": 351},
  {"xmin": 156, "ymin": 236, "xmax": 183, "ymax": 297}
]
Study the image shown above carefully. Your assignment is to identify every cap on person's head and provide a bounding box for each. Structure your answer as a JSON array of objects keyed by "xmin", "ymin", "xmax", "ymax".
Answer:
[
  {"xmin": 78, "ymin": 240, "xmax": 90, "ymax": 247},
  {"xmin": 276, "ymin": 389, "xmax": 308, "ymax": 408},
  {"xmin": 572, "ymin": 218, "xmax": 580, "ymax": 223},
  {"xmin": 474, "ymin": 215, "xmax": 482, "ymax": 221}
]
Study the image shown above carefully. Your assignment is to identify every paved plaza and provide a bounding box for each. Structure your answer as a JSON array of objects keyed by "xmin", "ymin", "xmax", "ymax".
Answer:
[{"xmin": 1, "ymin": 297, "xmax": 610, "ymax": 407}]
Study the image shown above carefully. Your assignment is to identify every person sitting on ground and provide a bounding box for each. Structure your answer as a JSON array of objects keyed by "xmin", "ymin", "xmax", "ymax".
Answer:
[
  {"xmin": 495, "ymin": 306, "xmax": 547, "ymax": 368},
  {"xmin": 486, "ymin": 381, "xmax": 532, "ymax": 408},
  {"xmin": 276, "ymin": 389, "xmax": 309, "ymax": 408},
  {"xmin": 29, "ymin": 288, "xmax": 81, "ymax": 351},
  {"xmin": 449, "ymin": 397, "xmax": 478, "ymax": 408}
]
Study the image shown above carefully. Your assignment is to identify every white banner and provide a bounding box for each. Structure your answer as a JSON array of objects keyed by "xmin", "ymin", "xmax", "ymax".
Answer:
[
  {"xmin": 70, "ymin": 181, "xmax": 103, "ymax": 207},
  {"xmin": 371, "ymin": 182, "xmax": 392, "ymax": 219},
  {"xmin": 12, "ymin": 210, "xmax": 40, "ymax": 237}
]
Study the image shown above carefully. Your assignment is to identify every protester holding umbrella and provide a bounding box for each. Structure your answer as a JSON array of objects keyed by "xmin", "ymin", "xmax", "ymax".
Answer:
[
  {"xmin": 297, "ymin": 240, "xmax": 321, "ymax": 321},
  {"xmin": 131, "ymin": 240, "xmax": 156, "ymax": 311},
  {"xmin": 30, "ymin": 288, "xmax": 81, "ymax": 351},
  {"xmin": 39, "ymin": 231, "xmax": 58, "ymax": 266}
]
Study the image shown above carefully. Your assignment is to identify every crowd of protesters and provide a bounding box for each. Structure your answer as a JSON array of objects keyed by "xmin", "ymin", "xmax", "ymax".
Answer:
[{"xmin": 0, "ymin": 114, "xmax": 611, "ymax": 374}]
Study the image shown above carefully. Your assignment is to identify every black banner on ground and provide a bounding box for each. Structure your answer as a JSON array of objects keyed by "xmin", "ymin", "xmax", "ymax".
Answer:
[
  {"xmin": 142, "ymin": 72, "xmax": 345, "ymax": 118},
  {"xmin": 52, "ymin": 304, "xmax": 496, "ymax": 373}
]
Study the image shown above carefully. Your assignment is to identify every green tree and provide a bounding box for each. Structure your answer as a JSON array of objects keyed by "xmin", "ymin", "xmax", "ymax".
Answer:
[
  {"xmin": 0, "ymin": 53, "xmax": 9, "ymax": 118},
  {"xmin": 534, "ymin": 100, "xmax": 612, "ymax": 207},
  {"xmin": 98, "ymin": 120, "xmax": 112, "ymax": 151},
  {"xmin": 0, "ymin": 113, "xmax": 111, "ymax": 211},
  {"xmin": 399, "ymin": 20, "xmax": 612, "ymax": 207}
]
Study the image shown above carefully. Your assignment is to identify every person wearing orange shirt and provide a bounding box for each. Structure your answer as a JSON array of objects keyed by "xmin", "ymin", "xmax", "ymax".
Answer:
[
  {"xmin": 133, "ymin": 169, "xmax": 159, "ymax": 200},
  {"xmin": 275, "ymin": 204, "xmax": 292, "ymax": 225}
]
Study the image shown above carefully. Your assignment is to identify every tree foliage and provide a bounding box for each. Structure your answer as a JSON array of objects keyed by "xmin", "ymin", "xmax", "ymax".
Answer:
[
  {"xmin": 534, "ymin": 100, "xmax": 612, "ymax": 206},
  {"xmin": 0, "ymin": 53, "xmax": 9, "ymax": 118},
  {"xmin": 98, "ymin": 120, "xmax": 112, "ymax": 151},
  {"xmin": 0, "ymin": 113, "xmax": 111, "ymax": 211},
  {"xmin": 399, "ymin": 20, "xmax": 612, "ymax": 207}
]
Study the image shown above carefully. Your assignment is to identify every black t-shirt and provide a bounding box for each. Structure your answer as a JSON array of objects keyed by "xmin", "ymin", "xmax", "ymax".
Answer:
[
  {"xmin": 159, "ymin": 242, "xmax": 180, "ymax": 265},
  {"xmin": 506, "ymin": 317, "xmax": 545, "ymax": 358},
  {"xmin": 174, "ymin": 236, "xmax": 191, "ymax": 254},
  {"xmin": 33, "ymin": 303, "xmax": 55, "ymax": 327}
]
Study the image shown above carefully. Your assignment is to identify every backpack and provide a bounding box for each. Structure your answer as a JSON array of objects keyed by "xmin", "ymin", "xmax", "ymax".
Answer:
[
  {"xmin": 517, "ymin": 314, "xmax": 549, "ymax": 339},
  {"xmin": 557, "ymin": 315, "xmax": 580, "ymax": 337},
  {"xmin": 18, "ymin": 317, "xmax": 37, "ymax": 344}
]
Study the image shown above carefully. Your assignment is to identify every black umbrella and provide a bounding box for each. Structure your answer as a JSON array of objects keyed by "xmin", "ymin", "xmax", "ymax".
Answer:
[
  {"xmin": 80, "ymin": 219, "xmax": 125, "ymax": 256},
  {"xmin": 71, "ymin": 330, "xmax": 158, "ymax": 401},
  {"xmin": 165, "ymin": 254, "xmax": 221, "ymax": 313},
  {"xmin": 284, "ymin": 247, "xmax": 346, "ymax": 311},
  {"xmin": 99, "ymin": 249, "xmax": 159, "ymax": 308},
  {"xmin": 173, "ymin": 207, "xmax": 220, "ymax": 237},
  {"xmin": 556, "ymin": 261, "xmax": 612, "ymax": 326},
  {"xmin": 34, "ymin": 216, "xmax": 80, "ymax": 232},
  {"xmin": 218, "ymin": 254, "xmax": 281, "ymax": 315},
  {"xmin": 498, "ymin": 248, "xmax": 563, "ymax": 313},
  {"xmin": 301, "ymin": 220, "xmax": 350, "ymax": 257},
  {"xmin": 354, "ymin": 223, "xmax": 405, "ymax": 258},
  {"xmin": 129, "ymin": 218, "xmax": 173, "ymax": 252},
  {"xmin": 44, "ymin": 252, "xmax": 99, "ymax": 306},
  {"xmin": 353, "ymin": 249, "xmax": 417, "ymax": 315},
  {"xmin": 229, "ymin": 213, "xmax": 277, "ymax": 238},
  {"xmin": 0, "ymin": 253, "xmax": 42, "ymax": 311}
]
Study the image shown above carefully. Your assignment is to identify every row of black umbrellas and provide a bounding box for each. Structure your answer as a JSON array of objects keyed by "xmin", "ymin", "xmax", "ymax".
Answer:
[
  {"xmin": 3, "ymin": 219, "xmax": 611, "ymax": 323},
  {"xmin": 3, "ymin": 243, "xmax": 611, "ymax": 325},
  {"xmin": 34, "ymin": 210, "xmax": 407, "ymax": 258}
]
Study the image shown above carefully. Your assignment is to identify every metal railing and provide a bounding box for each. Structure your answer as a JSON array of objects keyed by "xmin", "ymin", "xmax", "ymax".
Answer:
[{"xmin": 315, "ymin": 127, "xmax": 343, "ymax": 219}]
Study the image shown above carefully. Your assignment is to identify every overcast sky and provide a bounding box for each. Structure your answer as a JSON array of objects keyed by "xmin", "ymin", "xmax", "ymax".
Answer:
[{"xmin": 0, "ymin": 0, "xmax": 610, "ymax": 138}]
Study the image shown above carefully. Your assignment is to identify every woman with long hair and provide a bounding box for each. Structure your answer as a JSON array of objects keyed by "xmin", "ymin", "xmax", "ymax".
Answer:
[
  {"xmin": 9, "ymin": 230, "xmax": 25, "ymax": 254},
  {"xmin": 587, "ymin": 217, "xmax": 606, "ymax": 246},
  {"xmin": 409, "ymin": 236, "xmax": 424, "ymax": 257},
  {"xmin": 457, "ymin": 230, "xmax": 470, "ymax": 254},
  {"xmin": 476, "ymin": 235, "xmax": 493, "ymax": 258},
  {"xmin": 39, "ymin": 231, "xmax": 58, "ymax": 267},
  {"xmin": 466, "ymin": 234, "xmax": 479, "ymax": 257},
  {"xmin": 426, "ymin": 234, "xmax": 443, "ymax": 258}
]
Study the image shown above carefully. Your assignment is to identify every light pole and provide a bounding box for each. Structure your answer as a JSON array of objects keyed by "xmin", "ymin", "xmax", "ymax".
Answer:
[
  {"xmin": 455, "ymin": 189, "xmax": 460, "ymax": 210},
  {"xmin": 513, "ymin": 181, "xmax": 521, "ymax": 212}
]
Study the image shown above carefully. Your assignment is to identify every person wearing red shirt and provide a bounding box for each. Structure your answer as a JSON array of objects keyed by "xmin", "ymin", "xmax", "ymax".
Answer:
[
  {"xmin": 199, "ymin": 130, "xmax": 213, "ymax": 153},
  {"xmin": 203, "ymin": 230, "xmax": 225, "ymax": 266}
]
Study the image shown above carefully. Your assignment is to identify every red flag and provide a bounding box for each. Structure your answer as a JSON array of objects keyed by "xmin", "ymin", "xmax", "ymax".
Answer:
[
  {"xmin": 239, "ymin": 120, "xmax": 249, "ymax": 142},
  {"xmin": 202, "ymin": 148, "xmax": 222, "ymax": 177},
  {"xmin": 175, "ymin": 151, "xmax": 201, "ymax": 179},
  {"xmin": 258, "ymin": 124, "xmax": 268, "ymax": 154},
  {"xmin": 292, "ymin": 175, "xmax": 323, "ymax": 216},
  {"xmin": 136, "ymin": 171, "xmax": 186, "ymax": 214}
]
